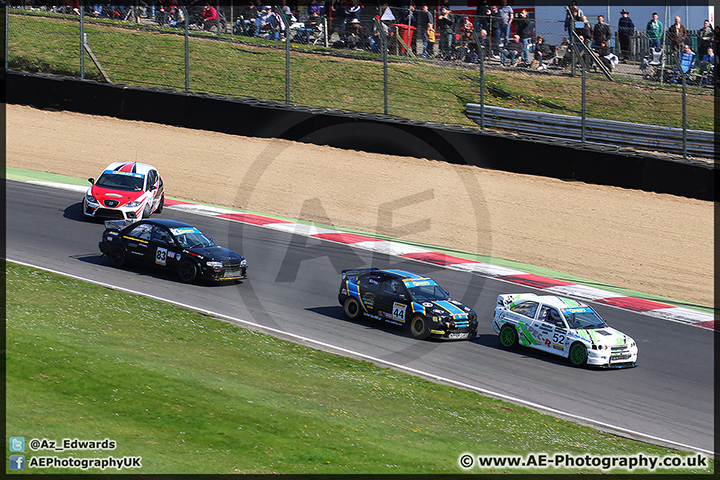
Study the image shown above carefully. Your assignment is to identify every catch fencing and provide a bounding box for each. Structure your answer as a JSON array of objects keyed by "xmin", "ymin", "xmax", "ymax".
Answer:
[{"xmin": 6, "ymin": 3, "xmax": 714, "ymax": 160}]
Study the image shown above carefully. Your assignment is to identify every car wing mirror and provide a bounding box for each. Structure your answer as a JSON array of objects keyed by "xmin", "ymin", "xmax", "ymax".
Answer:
[{"xmin": 88, "ymin": 178, "xmax": 95, "ymax": 184}]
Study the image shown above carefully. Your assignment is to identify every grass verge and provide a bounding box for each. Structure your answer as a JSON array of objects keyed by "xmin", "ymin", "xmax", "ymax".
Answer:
[{"xmin": 6, "ymin": 262, "xmax": 713, "ymax": 474}]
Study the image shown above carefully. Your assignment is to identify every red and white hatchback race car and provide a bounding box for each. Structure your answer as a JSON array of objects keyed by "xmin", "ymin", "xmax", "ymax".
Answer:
[{"xmin": 83, "ymin": 162, "xmax": 165, "ymax": 221}]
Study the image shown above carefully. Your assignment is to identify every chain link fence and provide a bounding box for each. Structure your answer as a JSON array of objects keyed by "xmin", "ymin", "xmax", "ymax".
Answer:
[{"xmin": 6, "ymin": 3, "xmax": 715, "ymax": 157}]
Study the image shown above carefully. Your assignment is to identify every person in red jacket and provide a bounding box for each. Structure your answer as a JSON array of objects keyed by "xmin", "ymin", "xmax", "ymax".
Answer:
[{"xmin": 202, "ymin": 2, "xmax": 219, "ymax": 31}]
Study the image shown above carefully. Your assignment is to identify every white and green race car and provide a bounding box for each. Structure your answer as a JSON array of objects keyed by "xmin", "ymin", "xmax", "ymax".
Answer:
[{"xmin": 492, "ymin": 293, "xmax": 638, "ymax": 368}]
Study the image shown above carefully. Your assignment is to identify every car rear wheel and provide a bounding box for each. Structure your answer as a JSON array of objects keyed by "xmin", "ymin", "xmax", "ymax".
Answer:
[
  {"xmin": 499, "ymin": 324, "xmax": 518, "ymax": 349},
  {"xmin": 108, "ymin": 246, "xmax": 127, "ymax": 268},
  {"xmin": 343, "ymin": 297, "xmax": 363, "ymax": 320},
  {"xmin": 177, "ymin": 260, "xmax": 197, "ymax": 283},
  {"xmin": 410, "ymin": 315, "xmax": 431, "ymax": 339},
  {"xmin": 569, "ymin": 342, "xmax": 588, "ymax": 367}
]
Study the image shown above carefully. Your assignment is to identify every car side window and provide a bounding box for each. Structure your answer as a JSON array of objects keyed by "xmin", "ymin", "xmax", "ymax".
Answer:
[
  {"xmin": 128, "ymin": 223, "xmax": 152, "ymax": 240},
  {"xmin": 511, "ymin": 301, "xmax": 539, "ymax": 319},
  {"xmin": 539, "ymin": 306, "xmax": 564, "ymax": 327},
  {"xmin": 360, "ymin": 274, "xmax": 383, "ymax": 292},
  {"xmin": 151, "ymin": 226, "xmax": 171, "ymax": 245},
  {"xmin": 146, "ymin": 171, "xmax": 156, "ymax": 190},
  {"xmin": 380, "ymin": 279, "xmax": 403, "ymax": 296}
]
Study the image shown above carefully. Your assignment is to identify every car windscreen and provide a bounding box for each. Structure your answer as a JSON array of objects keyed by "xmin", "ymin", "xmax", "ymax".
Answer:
[
  {"xmin": 562, "ymin": 307, "xmax": 607, "ymax": 329},
  {"xmin": 170, "ymin": 227, "xmax": 215, "ymax": 249},
  {"xmin": 95, "ymin": 171, "xmax": 145, "ymax": 191},
  {"xmin": 404, "ymin": 280, "xmax": 449, "ymax": 302}
]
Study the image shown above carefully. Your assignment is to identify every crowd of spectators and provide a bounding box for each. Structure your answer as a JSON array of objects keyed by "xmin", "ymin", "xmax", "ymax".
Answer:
[{"xmin": 30, "ymin": 1, "xmax": 715, "ymax": 83}]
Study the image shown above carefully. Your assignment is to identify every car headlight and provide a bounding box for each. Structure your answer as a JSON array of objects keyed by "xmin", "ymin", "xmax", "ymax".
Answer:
[
  {"xmin": 85, "ymin": 195, "xmax": 99, "ymax": 206},
  {"xmin": 126, "ymin": 200, "xmax": 143, "ymax": 208},
  {"xmin": 240, "ymin": 259, "xmax": 248, "ymax": 267},
  {"xmin": 206, "ymin": 261, "xmax": 223, "ymax": 271}
]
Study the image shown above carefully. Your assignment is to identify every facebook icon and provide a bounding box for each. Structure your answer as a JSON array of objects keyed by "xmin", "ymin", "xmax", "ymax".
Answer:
[{"xmin": 10, "ymin": 454, "xmax": 25, "ymax": 470}]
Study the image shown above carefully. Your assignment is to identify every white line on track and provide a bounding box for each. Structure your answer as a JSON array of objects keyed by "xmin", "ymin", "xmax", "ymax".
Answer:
[{"xmin": 9, "ymin": 259, "xmax": 713, "ymax": 457}]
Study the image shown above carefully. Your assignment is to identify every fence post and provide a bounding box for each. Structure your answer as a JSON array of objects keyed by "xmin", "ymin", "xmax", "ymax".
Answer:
[
  {"xmin": 581, "ymin": 49, "xmax": 586, "ymax": 143},
  {"xmin": 275, "ymin": 6, "xmax": 291, "ymax": 104},
  {"xmin": 5, "ymin": 5, "xmax": 9, "ymax": 70},
  {"xmin": 80, "ymin": 5, "xmax": 85, "ymax": 79},
  {"xmin": 184, "ymin": 7, "xmax": 190, "ymax": 92},
  {"xmin": 373, "ymin": 17, "xmax": 389, "ymax": 115}
]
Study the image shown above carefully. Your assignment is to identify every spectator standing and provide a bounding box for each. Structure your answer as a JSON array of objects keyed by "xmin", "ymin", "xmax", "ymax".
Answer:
[
  {"xmin": 645, "ymin": 12, "xmax": 663, "ymax": 49},
  {"xmin": 401, "ymin": 3, "xmax": 419, "ymax": 56},
  {"xmin": 490, "ymin": 4, "xmax": 502, "ymax": 58},
  {"xmin": 578, "ymin": 16, "xmax": 592, "ymax": 65},
  {"xmin": 697, "ymin": 20, "xmax": 713, "ymax": 58},
  {"xmin": 617, "ymin": 9, "xmax": 634, "ymax": 61},
  {"xmin": 515, "ymin": 9, "xmax": 533, "ymax": 66},
  {"xmin": 667, "ymin": 16, "xmax": 686, "ymax": 56},
  {"xmin": 437, "ymin": 5, "xmax": 455, "ymax": 60},
  {"xmin": 417, "ymin": 4, "xmax": 433, "ymax": 58},
  {"xmin": 426, "ymin": 21, "xmax": 436, "ymax": 57},
  {"xmin": 534, "ymin": 34, "xmax": 552, "ymax": 69},
  {"xmin": 564, "ymin": 1, "xmax": 583, "ymax": 35},
  {"xmin": 475, "ymin": 4, "xmax": 491, "ymax": 34},
  {"xmin": 592, "ymin": 15, "xmax": 611, "ymax": 48},
  {"xmin": 500, "ymin": 34, "xmax": 523, "ymax": 66},
  {"xmin": 498, "ymin": 0, "xmax": 513, "ymax": 45}
]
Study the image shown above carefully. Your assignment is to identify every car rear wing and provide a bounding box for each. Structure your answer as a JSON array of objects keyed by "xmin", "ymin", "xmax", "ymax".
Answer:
[
  {"xmin": 104, "ymin": 219, "xmax": 133, "ymax": 231},
  {"xmin": 341, "ymin": 268, "xmax": 379, "ymax": 279}
]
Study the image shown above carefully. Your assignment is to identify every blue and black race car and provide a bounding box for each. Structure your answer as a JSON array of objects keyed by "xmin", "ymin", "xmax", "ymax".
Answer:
[
  {"xmin": 338, "ymin": 268, "xmax": 478, "ymax": 340},
  {"xmin": 99, "ymin": 218, "xmax": 247, "ymax": 284}
]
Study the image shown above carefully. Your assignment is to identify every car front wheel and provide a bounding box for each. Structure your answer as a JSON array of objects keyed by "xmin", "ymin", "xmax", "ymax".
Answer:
[
  {"xmin": 177, "ymin": 260, "xmax": 197, "ymax": 283},
  {"xmin": 343, "ymin": 297, "xmax": 363, "ymax": 320},
  {"xmin": 410, "ymin": 315, "xmax": 431, "ymax": 340},
  {"xmin": 569, "ymin": 342, "xmax": 588, "ymax": 367}
]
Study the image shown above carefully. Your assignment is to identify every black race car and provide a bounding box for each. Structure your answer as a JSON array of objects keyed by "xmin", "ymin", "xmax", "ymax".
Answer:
[
  {"xmin": 98, "ymin": 218, "xmax": 247, "ymax": 283},
  {"xmin": 338, "ymin": 268, "xmax": 478, "ymax": 340}
]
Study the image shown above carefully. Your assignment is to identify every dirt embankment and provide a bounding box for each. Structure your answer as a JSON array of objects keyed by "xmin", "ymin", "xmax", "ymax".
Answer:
[{"xmin": 6, "ymin": 104, "xmax": 713, "ymax": 308}]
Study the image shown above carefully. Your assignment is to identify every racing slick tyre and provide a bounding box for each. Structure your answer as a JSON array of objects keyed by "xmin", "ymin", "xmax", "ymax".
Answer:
[
  {"xmin": 499, "ymin": 324, "xmax": 518, "ymax": 349},
  {"xmin": 177, "ymin": 260, "xmax": 198, "ymax": 283},
  {"xmin": 569, "ymin": 342, "xmax": 588, "ymax": 367},
  {"xmin": 410, "ymin": 315, "xmax": 431, "ymax": 340},
  {"xmin": 155, "ymin": 195, "xmax": 164, "ymax": 214},
  {"xmin": 343, "ymin": 297, "xmax": 363, "ymax": 320},
  {"xmin": 108, "ymin": 246, "xmax": 128, "ymax": 268},
  {"xmin": 142, "ymin": 202, "xmax": 152, "ymax": 219}
]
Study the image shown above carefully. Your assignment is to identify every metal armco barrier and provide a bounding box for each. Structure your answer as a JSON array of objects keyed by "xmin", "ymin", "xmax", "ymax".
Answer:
[{"xmin": 466, "ymin": 104, "xmax": 713, "ymax": 160}]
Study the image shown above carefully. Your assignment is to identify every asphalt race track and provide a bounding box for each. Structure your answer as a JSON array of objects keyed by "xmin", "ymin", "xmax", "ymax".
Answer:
[{"xmin": 7, "ymin": 179, "xmax": 713, "ymax": 454}]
